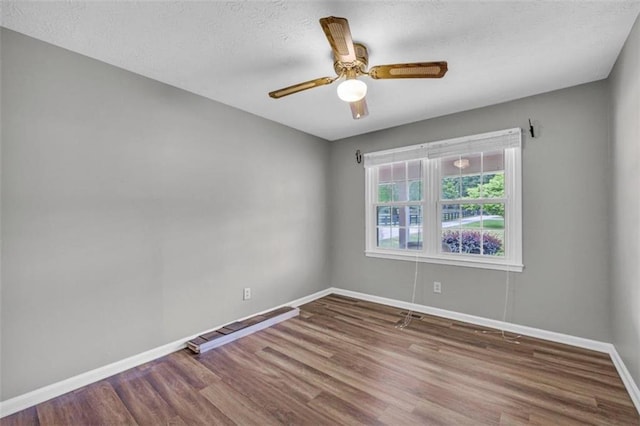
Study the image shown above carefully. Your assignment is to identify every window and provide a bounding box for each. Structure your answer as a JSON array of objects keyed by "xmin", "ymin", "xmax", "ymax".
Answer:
[{"xmin": 364, "ymin": 128, "xmax": 523, "ymax": 271}]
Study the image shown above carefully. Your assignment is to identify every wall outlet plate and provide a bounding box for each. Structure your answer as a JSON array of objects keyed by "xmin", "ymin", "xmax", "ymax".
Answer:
[
  {"xmin": 243, "ymin": 287, "xmax": 251, "ymax": 300},
  {"xmin": 433, "ymin": 281, "xmax": 442, "ymax": 294}
]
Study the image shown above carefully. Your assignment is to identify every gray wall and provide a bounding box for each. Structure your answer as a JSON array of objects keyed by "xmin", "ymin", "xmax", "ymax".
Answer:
[
  {"xmin": 329, "ymin": 81, "xmax": 612, "ymax": 342},
  {"xmin": 0, "ymin": 28, "xmax": 330, "ymax": 400},
  {"xmin": 610, "ymin": 14, "xmax": 640, "ymax": 386}
]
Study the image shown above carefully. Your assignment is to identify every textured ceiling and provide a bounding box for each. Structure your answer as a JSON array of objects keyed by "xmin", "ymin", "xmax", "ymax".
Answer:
[{"xmin": 2, "ymin": 1, "xmax": 640, "ymax": 141}]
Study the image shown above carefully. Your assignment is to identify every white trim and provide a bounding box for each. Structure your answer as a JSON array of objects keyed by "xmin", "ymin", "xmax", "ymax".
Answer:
[
  {"xmin": 506, "ymin": 145, "xmax": 523, "ymax": 267},
  {"xmin": 286, "ymin": 288, "xmax": 334, "ymax": 308},
  {"xmin": 0, "ymin": 288, "xmax": 332, "ymax": 418},
  {"xmin": 0, "ymin": 338, "xmax": 187, "ymax": 418},
  {"xmin": 610, "ymin": 346, "xmax": 640, "ymax": 413},
  {"xmin": 329, "ymin": 287, "xmax": 639, "ymax": 414},
  {"xmin": 365, "ymin": 165, "xmax": 375, "ymax": 253},
  {"xmin": 2, "ymin": 286, "xmax": 638, "ymax": 418},
  {"xmin": 330, "ymin": 288, "xmax": 610, "ymax": 351},
  {"xmin": 365, "ymin": 250, "xmax": 525, "ymax": 272}
]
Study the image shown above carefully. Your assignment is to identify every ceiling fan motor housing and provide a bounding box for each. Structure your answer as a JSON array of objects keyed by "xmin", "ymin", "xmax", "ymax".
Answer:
[{"xmin": 334, "ymin": 43, "xmax": 369, "ymax": 77}]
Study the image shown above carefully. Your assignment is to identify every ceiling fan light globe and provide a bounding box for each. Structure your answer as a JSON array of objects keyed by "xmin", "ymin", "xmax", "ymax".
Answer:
[{"xmin": 337, "ymin": 79, "xmax": 367, "ymax": 102}]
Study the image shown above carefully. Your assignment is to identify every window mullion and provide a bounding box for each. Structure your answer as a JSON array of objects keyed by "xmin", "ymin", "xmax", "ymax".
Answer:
[
  {"xmin": 366, "ymin": 167, "xmax": 376, "ymax": 253},
  {"xmin": 425, "ymin": 158, "xmax": 439, "ymax": 256},
  {"xmin": 504, "ymin": 147, "xmax": 522, "ymax": 266}
]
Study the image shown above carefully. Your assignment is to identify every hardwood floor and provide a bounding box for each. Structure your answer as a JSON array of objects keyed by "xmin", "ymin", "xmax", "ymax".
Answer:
[{"xmin": 2, "ymin": 294, "xmax": 639, "ymax": 425}]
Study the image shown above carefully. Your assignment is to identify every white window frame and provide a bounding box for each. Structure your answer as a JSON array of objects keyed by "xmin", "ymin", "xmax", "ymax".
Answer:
[{"xmin": 364, "ymin": 128, "xmax": 523, "ymax": 272}]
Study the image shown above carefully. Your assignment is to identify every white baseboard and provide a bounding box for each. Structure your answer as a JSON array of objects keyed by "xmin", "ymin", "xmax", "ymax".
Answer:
[
  {"xmin": 0, "ymin": 288, "xmax": 332, "ymax": 419},
  {"xmin": 330, "ymin": 288, "xmax": 612, "ymax": 352},
  {"xmin": 329, "ymin": 287, "xmax": 640, "ymax": 414},
  {"xmin": 287, "ymin": 288, "xmax": 333, "ymax": 308},
  {"xmin": 609, "ymin": 345, "xmax": 640, "ymax": 413},
  {"xmin": 2, "ymin": 286, "xmax": 638, "ymax": 417},
  {"xmin": 0, "ymin": 337, "xmax": 188, "ymax": 418}
]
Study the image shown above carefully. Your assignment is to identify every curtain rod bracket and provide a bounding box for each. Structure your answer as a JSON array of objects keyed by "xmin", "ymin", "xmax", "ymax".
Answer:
[{"xmin": 528, "ymin": 119, "xmax": 535, "ymax": 138}]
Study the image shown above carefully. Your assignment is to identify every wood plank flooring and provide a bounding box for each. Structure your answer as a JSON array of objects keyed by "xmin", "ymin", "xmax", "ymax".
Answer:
[{"xmin": 2, "ymin": 294, "xmax": 638, "ymax": 425}]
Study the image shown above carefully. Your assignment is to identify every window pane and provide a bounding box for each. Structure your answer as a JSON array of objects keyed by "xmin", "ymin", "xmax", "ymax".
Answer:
[
  {"xmin": 392, "ymin": 163, "xmax": 406, "ymax": 181},
  {"xmin": 377, "ymin": 226, "xmax": 392, "ymax": 248},
  {"xmin": 378, "ymin": 184, "xmax": 393, "ymax": 202},
  {"xmin": 441, "ymin": 176, "xmax": 460, "ymax": 199},
  {"xmin": 409, "ymin": 205, "xmax": 422, "ymax": 226},
  {"xmin": 377, "ymin": 206, "xmax": 391, "ymax": 226},
  {"xmin": 393, "ymin": 208, "xmax": 406, "ymax": 249},
  {"xmin": 441, "ymin": 229, "xmax": 460, "ymax": 253},
  {"xmin": 409, "ymin": 180, "xmax": 422, "ymax": 201},
  {"xmin": 444, "ymin": 228, "xmax": 482, "ymax": 254},
  {"xmin": 407, "ymin": 160, "xmax": 422, "ymax": 180},
  {"xmin": 390, "ymin": 227, "xmax": 424, "ymax": 250},
  {"xmin": 378, "ymin": 165, "xmax": 392, "ymax": 183},
  {"xmin": 480, "ymin": 172, "xmax": 504, "ymax": 198},
  {"xmin": 378, "ymin": 225, "xmax": 422, "ymax": 251},
  {"xmin": 441, "ymin": 155, "xmax": 461, "ymax": 177},
  {"xmin": 481, "ymin": 206, "xmax": 504, "ymax": 256},
  {"xmin": 393, "ymin": 182, "xmax": 407, "ymax": 202},
  {"xmin": 442, "ymin": 153, "xmax": 481, "ymax": 176},
  {"xmin": 392, "ymin": 206, "xmax": 406, "ymax": 226},
  {"xmin": 463, "ymin": 153, "xmax": 482, "ymax": 174},
  {"xmin": 442, "ymin": 204, "xmax": 462, "ymax": 226},
  {"xmin": 389, "ymin": 227, "xmax": 400, "ymax": 249},
  {"xmin": 408, "ymin": 228, "xmax": 423, "ymax": 250},
  {"xmin": 460, "ymin": 203, "xmax": 482, "ymax": 223},
  {"xmin": 460, "ymin": 230, "xmax": 482, "ymax": 254},
  {"xmin": 409, "ymin": 204, "xmax": 422, "ymax": 252},
  {"xmin": 397, "ymin": 228, "xmax": 407, "ymax": 250},
  {"xmin": 483, "ymin": 231, "xmax": 504, "ymax": 256},
  {"xmin": 480, "ymin": 209, "xmax": 504, "ymax": 229},
  {"xmin": 461, "ymin": 175, "xmax": 482, "ymax": 198},
  {"xmin": 483, "ymin": 151, "xmax": 504, "ymax": 173}
]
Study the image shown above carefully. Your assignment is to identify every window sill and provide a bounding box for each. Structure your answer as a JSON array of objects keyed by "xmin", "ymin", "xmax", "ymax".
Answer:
[{"xmin": 365, "ymin": 250, "xmax": 524, "ymax": 272}]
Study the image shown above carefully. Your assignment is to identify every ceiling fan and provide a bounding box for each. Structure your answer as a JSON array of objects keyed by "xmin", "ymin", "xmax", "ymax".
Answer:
[{"xmin": 268, "ymin": 16, "xmax": 448, "ymax": 120}]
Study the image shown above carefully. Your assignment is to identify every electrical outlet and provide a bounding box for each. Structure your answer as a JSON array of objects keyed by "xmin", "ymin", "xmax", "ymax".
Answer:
[
  {"xmin": 433, "ymin": 281, "xmax": 442, "ymax": 294},
  {"xmin": 243, "ymin": 287, "xmax": 251, "ymax": 300}
]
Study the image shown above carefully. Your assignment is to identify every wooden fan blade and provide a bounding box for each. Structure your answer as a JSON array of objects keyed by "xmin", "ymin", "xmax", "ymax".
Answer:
[
  {"xmin": 268, "ymin": 77, "xmax": 335, "ymax": 99},
  {"xmin": 319, "ymin": 16, "xmax": 356, "ymax": 63},
  {"xmin": 369, "ymin": 61, "xmax": 448, "ymax": 79},
  {"xmin": 350, "ymin": 98, "xmax": 368, "ymax": 120}
]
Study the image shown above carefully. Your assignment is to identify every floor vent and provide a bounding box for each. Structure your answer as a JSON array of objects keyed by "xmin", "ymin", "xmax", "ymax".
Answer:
[{"xmin": 187, "ymin": 306, "xmax": 299, "ymax": 354}]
